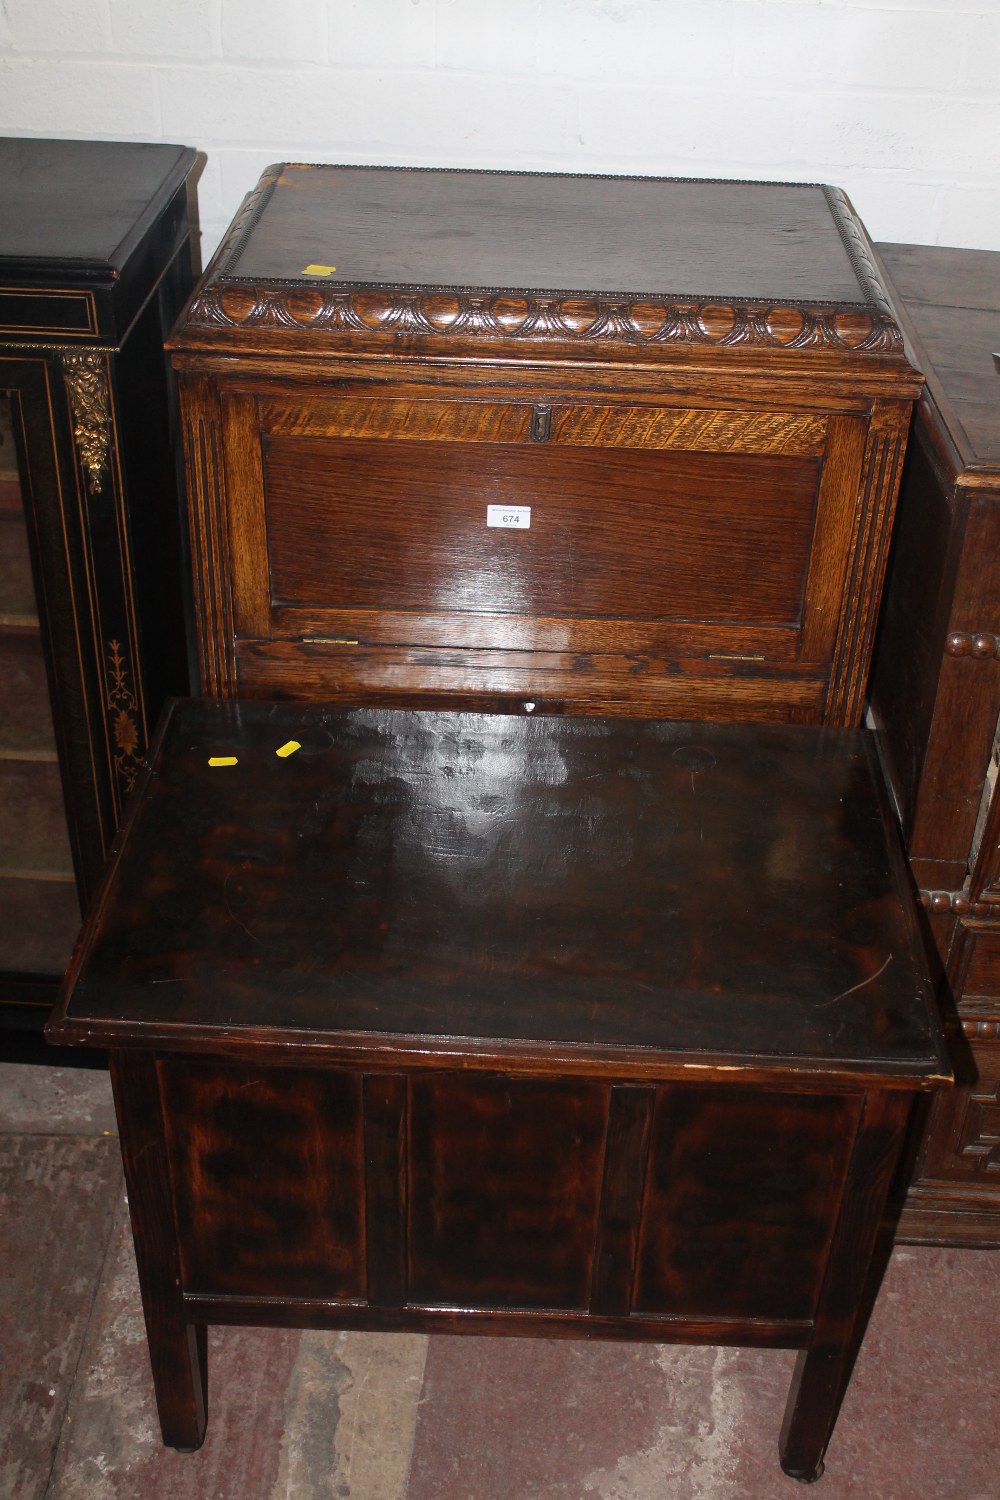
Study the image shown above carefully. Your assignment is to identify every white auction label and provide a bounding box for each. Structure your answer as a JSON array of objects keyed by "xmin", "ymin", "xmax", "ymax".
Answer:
[{"xmin": 487, "ymin": 505, "xmax": 531, "ymax": 529}]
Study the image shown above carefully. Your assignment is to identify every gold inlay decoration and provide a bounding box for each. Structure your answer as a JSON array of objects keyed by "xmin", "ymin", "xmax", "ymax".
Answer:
[{"xmin": 107, "ymin": 639, "xmax": 141, "ymax": 794}]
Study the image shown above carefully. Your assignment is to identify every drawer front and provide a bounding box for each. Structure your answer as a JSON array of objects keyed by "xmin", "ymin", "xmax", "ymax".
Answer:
[
  {"xmin": 917, "ymin": 1037, "xmax": 1000, "ymax": 1184},
  {"xmin": 951, "ymin": 917, "xmax": 1000, "ymax": 1004},
  {"xmin": 184, "ymin": 381, "xmax": 892, "ymax": 722},
  {"xmin": 0, "ymin": 286, "xmax": 98, "ymax": 339},
  {"xmin": 239, "ymin": 392, "xmax": 836, "ymax": 657},
  {"xmin": 912, "ymin": 921, "xmax": 1000, "ymax": 1187},
  {"xmin": 949, "ymin": 1043, "xmax": 1000, "ymax": 1179}
]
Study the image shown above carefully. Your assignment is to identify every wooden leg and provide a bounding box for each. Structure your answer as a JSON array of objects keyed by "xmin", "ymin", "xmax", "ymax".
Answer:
[
  {"xmin": 109, "ymin": 1050, "xmax": 208, "ymax": 1451},
  {"xmin": 145, "ymin": 1321, "xmax": 208, "ymax": 1452},
  {"xmin": 780, "ymin": 1347, "xmax": 833, "ymax": 1483},
  {"xmin": 779, "ymin": 1090, "xmax": 914, "ymax": 1482}
]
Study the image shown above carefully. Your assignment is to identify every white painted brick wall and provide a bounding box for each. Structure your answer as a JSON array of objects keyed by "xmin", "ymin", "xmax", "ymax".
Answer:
[
  {"xmin": 109, "ymin": 0, "xmax": 218, "ymax": 59},
  {"xmin": 0, "ymin": 0, "xmax": 997, "ymax": 264}
]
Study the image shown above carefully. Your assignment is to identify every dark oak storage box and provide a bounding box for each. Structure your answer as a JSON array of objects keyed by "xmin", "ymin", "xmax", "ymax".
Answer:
[{"xmin": 47, "ymin": 698, "xmax": 951, "ymax": 1480}]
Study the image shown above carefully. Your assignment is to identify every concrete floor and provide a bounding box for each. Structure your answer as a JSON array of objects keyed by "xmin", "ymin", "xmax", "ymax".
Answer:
[{"xmin": 2, "ymin": 1057, "xmax": 999, "ymax": 1500}]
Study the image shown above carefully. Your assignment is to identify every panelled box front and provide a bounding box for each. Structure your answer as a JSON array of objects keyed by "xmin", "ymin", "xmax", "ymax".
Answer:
[{"xmin": 160, "ymin": 1058, "xmax": 859, "ymax": 1335}]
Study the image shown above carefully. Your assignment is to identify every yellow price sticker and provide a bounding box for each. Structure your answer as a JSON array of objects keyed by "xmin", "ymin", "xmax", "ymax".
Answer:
[{"xmin": 302, "ymin": 263, "xmax": 336, "ymax": 276}]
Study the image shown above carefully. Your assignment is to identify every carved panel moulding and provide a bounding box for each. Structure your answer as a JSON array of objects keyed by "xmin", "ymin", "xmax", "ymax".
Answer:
[
  {"xmin": 958, "ymin": 1082, "xmax": 1000, "ymax": 1173},
  {"xmin": 185, "ymin": 281, "xmax": 904, "ymax": 355},
  {"xmin": 821, "ymin": 185, "xmax": 898, "ymax": 321},
  {"xmin": 61, "ymin": 351, "xmax": 111, "ymax": 495},
  {"xmin": 824, "ymin": 416, "xmax": 907, "ymax": 728}
]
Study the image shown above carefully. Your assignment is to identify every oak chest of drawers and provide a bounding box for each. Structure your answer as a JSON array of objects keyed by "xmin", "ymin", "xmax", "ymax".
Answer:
[
  {"xmin": 168, "ymin": 167, "xmax": 921, "ymax": 726},
  {"xmin": 869, "ymin": 242, "xmax": 1000, "ymax": 1245}
]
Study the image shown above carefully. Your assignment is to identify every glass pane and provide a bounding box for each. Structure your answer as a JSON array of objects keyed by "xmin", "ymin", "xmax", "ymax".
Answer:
[
  {"xmin": 969, "ymin": 705, "xmax": 1000, "ymax": 883},
  {"xmin": 0, "ymin": 391, "xmax": 81, "ymax": 975}
]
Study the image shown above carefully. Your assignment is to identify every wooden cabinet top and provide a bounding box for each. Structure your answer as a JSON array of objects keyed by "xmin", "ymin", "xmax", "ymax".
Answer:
[
  {"xmin": 49, "ymin": 698, "xmax": 949, "ymax": 1089},
  {"xmin": 877, "ymin": 242, "xmax": 1000, "ymax": 479},
  {"xmin": 174, "ymin": 165, "xmax": 916, "ymax": 383},
  {"xmin": 0, "ymin": 137, "xmax": 197, "ymax": 346}
]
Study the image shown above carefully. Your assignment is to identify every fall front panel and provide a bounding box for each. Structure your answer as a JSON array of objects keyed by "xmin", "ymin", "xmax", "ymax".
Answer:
[{"xmin": 262, "ymin": 436, "xmax": 819, "ymax": 634}]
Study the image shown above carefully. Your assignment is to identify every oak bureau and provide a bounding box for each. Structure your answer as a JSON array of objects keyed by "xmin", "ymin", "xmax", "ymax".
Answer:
[{"xmin": 166, "ymin": 166, "xmax": 922, "ymax": 724}]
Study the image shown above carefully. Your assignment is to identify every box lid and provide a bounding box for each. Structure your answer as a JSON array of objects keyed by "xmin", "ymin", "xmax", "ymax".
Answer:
[
  {"xmin": 0, "ymin": 137, "xmax": 197, "ymax": 347},
  {"xmin": 175, "ymin": 165, "xmax": 915, "ymax": 379},
  {"xmin": 48, "ymin": 698, "xmax": 950, "ymax": 1088}
]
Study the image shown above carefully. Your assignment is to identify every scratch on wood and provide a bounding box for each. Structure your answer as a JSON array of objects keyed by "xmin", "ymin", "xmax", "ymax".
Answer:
[
  {"xmin": 224, "ymin": 864, "xmax": 262, "ymax": 945},
  {"xmin": 819, "ymin": 954, "xmax": 893, "ymax": 1007}
]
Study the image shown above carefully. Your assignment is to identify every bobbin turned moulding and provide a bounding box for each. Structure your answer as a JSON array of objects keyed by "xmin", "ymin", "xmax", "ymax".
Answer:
[{"xmin": 168, "ymin": 166, "xmax": 921, "ymax": 724}]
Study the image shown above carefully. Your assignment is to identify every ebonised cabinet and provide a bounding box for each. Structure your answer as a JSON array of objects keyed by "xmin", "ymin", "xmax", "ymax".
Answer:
[{"xmin": 0, "ymin": 137, "xmax": 198, "ymax": 1028}]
